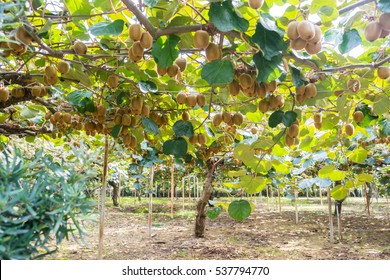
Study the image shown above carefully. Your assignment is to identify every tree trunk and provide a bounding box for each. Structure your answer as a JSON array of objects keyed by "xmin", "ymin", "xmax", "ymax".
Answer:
[
  {"xmin": 111, "ymin": 181, "xmax": 120, "ymax": 207},
  {"xmin": 148, "ymin": 165, "xmax": 154, "ymax": 238},
  {"xmin": 182, "ymin": 177, "xmax": 185, "ymax": 211},
  {"xmin": 195, "ymin": 160, "xmax": 216, "ymax": 237},
  {"xmin": 327, "ymin": 186, "xmax": 335, "ymax": 243},
  {"xmin": 170, "ymin": 160, "xmax": 175, "ymax": 219},
  {"xmin": 98, "ymin": 135, "xmax": 109, "ymax": 259},
  {"xmin": 294, "ymin": 188, "xmax": 298, "ymax": 224},
  {"xmin": 319, "ymin": 185, "xmax": 323, "ymax": 206}
]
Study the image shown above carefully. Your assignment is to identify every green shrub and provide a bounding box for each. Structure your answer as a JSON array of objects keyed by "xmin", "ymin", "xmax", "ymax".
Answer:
[{"xmin": 0, "ymin": 147, "xmax": 96, "ymax": 259}]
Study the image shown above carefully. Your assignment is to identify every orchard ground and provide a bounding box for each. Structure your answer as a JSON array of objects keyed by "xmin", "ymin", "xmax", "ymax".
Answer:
[{"xmin": 46, "ymin": 197, "xmax": 390, "ymax": 260}]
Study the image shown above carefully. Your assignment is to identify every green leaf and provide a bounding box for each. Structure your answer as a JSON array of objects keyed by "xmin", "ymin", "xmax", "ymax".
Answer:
[
  {"xmin": 357, "ymin": 173, "xmax": 373, "ymax": 183},
  {"xmin": 338, "ymin": 29, "xmax": 362, "ymax": 54},
  {"xmin": 64, "ymin": 0, "xmax": 92, "ymax": 17},
  {"xmin": 228, "ymin": 200, "xmax": 252, "ymax": 222},
  {"xmin": 241, "ymin": 175, "xmax": 267, "ymax": 194},
  {"xmin": 282, "ymin": 111, "xmax": 298, "ymax": 127},
  {"xmin": 139, "ymin": 80, "xmax": 158, "ymax": 93},
  {"xmin": 252, "ymin": 21, "xmax": 287, "ymax": 60},
  {"xmin": 328, "ymin": 170, "xmax": 346, "ymax": 181},
  {"xmin": 310, "ymin": 0, "xmax": 338, "ymax": 23},
  {"xmin": 206, "ymin": 206, "xmax": 223, "ymax": 219},
  {"xmin": 163, "ymin": 137, "xmax": 188, "ymax": 157},
  {"xmin": 141, "ymin": 117, "xmax": 159, "ymax": 135},
  {"xmin": 379, "ymin": 118, "xmax": 390, "ymax": 136},
  {"xmin": 331, "ymin": 185, "xmax": 348, "ymax": 201},
  {"xmin": 201, "ymin": 60, "xmax": 234, "ymax": 85},
  {"xmin": 253, "ymin": 52, "xmax": 284, "ymax": 83},
  {"xmin": 209, "ymin": 0, "xmax": 249, "ymax": 32},
  {"xmin": 318, "ymin": 165, "xmax": 335, "ymax": 178},
  {"xmin": 349, "ymin": 148, "xmax": 368, "ymax": 163},
  {"xmin": 373, "ymin": 94, "xmax": 390, "ymax": 115},
  {"xmin": 67, "ymin": 90, "xmax": 94, "ymax": 113},
  {"xmin": 228, "ymin": 170, "xmax": 247, "ymax": 177},
  {"xmin": 111, "ymin": 125, "xmax": 122, "ymax": 138},
  {"xmin": 89, "ymin": 19, "xmax": 124, "ymax": 36},
  {"xmin": 144, "ymin": 0, "xmax": 159, "ymax": 8},
  {"xmin": 172, "ymin": 120, "xmax": 194, "ymax": 138},
  {"xmin": 268, "ymin": 110, "xmax": 284, "ymax": 128},
  {"xmin": 378, "ymin": 0, "xmax": 390, "ymax": 13},
  {"xmin": 291, "ymin": 66, "xmax": 305, "ymax": 87},
  {"xmin": 152, "ymin": 35, "xmax": 180, "ymax": 68}
]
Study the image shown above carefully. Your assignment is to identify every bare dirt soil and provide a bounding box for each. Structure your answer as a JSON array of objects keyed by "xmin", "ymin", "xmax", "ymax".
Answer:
[{"xmin": 46, "ymin": 197, "xmax": 390, "ymax": 260}]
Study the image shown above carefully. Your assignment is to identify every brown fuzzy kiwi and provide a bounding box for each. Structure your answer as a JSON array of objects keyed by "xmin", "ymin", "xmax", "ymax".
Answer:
[
  {"xmin": 264, "ymin": 80, "xmax": 276, "ymax": 92},
  {"xmin": 228, "ymin": 80, "xmax": 240, "ymax": 96},
  {"xmin": 194, "ymin": 30, "xmax": 209, "ymax": 49},
  {"xmin": 239, "ymin": 74, "xmax": 253, "ymax": 90},
  {"xmin": 288, "ymin": 124, "xmax": 299, "ymax": 138},
  {"xmin": 205, "ymin": 43, "xmax": 220, "ymax": 62},
  {"xmin": 45, "ymin": 65, "xmax": 57, "ymax": 78},
  {"xmin": 182, "ymin": 111, "xmax": 190, "ymax": 121},
  {"xmin": 296, "ymin": 85, "xmax": 305, "ymax": 96},
  {"xmin": 364, "ymin": 22, "xmax": 382, "ymax": 42},
  {"xmin": 347, "ymin": 79, "xmax": 361, "ymax": 92},
  {"xmin": 248, "ymin": 0, "xmax": 264, "ymax": 9},
  {"xmin": 0, "ymin": 86, "xmax": 9, "ymax": 102},
  {"xmin": 53, "ymin": 112, "xmax": 62, "ymax": 123},
  {"xmin": 380, "ymin": 29, "xmax": 390, "ymax": 38},
  {"xmin": 285, "ymin": 134, "xmax": 295, "ymax": 147},
  {"xmin": 314, "ymin": 113, "xmax": 322, "ymax": 123},
  {"xmin": 131, "ymin": 96, "xmax": 144, "ymax": 115},
  {"xmin": 63, "ymin": 113, "xmax": 72, "ymax": 124},
  {"xmin": 7, "ymin": 36, "xmax": 24, "ymax": 53},
  {"xmin": 255, "ymin": 82, "xmax": 266, "ymax": 98},
  {"xmin": 296, "ymin": 94, "xmax": 305, "ymax": 104},
  {"xmin": 128, "ymin": 47, "xmax": 142, "ymax": 62},
  {"xmin": 275, "ymin": 95, "xmax": 285, "ymax": 108},
  {"xmin": 286, "ymin": 21, "xmax": 299, "ymax": 40},
  {"xmin": 269, "ymin": 95, "xmax": 278, "ymax": 110},
  {"xmin": 31, "ymin": 85, "xmax": 42, "ymax": 97},
  {"xmin": 129, "ymin": 135, "xmax": 137, "ymax": 148},
  {"xmin": 314, "ymin": 122, "xmax": 322, "ymax": 129},
  {"xmin": 291, "ymin": 37, "xmax": 307, "ymax": 50},
  {"xmin": 176, "ymin": 92, "xmax": 188, "ymax": 105},
  {"xmin": 213, "ymin": 113, "xmax": 223, "ymax": 126},
  {"xmin": 73, "ymin": 41, "xmax": 87, "ymax": 55},
  {"xmin": 44, "ymin": 111, "xmax": 52, "ymax": 120},
  {"xmin": 377, "ymin": 66, "xmax": 390, "ymax": 79},
  {"xmin": 379, "ymin": 13, "xmax": 390, "ymax": 31},
  {"xmin": 140, "ymin": 31, "xmax": 153, "ymax": 49},
  {"xmin": 297, "ymin": 20, "xmax": 316, "ymax": 41},
  {"xmin": 222, "ymin": 111, "xmax": 232, "ymax": 124},
  {"xmin": 167, "ymin": 64, "xmax": 179, "ymax": 77},
  {"xmin": 157, "ymin": 66, "xmax": 167, "ymax": 76},
  {"xmin": 132, "ymin": 41, "xmax": 144, "ymax": 57},
  {"xmin": 107, "ymin": 74, "xmax": 119, "ymax": 88},
  {"xmin": 129, "ymin": 24, "xmax": 142, "ymax": 41},
  {"xmin": 141, "ymin": 104, "xmax": 150, "ymax": 117},
  {"xmin": 345, "ymin": 123, "xmax": 354, "ymax": 136},
  {"xmin": 305, "ymin": 42, "xmax": 322, "ymax": 55},
  {"xmin": 175, "ymin": 57, "xmax": 187, "ymax": 72},
  {"xmin": 242, "ymin": 82, "xmax": 255, "ymax": 97},
  {"xmin": 15, "ymin": 26, "xmax": 32, "ymax": 45},
  {"xmin": 186, "ymin": 95, "xmax": 197, "ymax": 107},
  {"xmin": 11, "ymin": 87, "xmax": 25, "ymax": 98},
  {"xmin": 305, "ymin": 83, "xmax": 317, "ymax": 98},
  {"xmin": 97, "ymin": 104, "xmax": 107, "ymax": 116},
  {"xmin": 198, "ymin": 134, "xmax": 207, "ymax": 145},
  {"xmin": 57, "ymin": 61, "xmax": 70, "ymax": 74},
  {"xmin": 307, "ymin": 25, "xmax": 322, "ymax": 44},
  {"xmin": 189, "ymin": 134, "xmax": 198, "ymax": 144},
  {"xmin": 196, "ymin": 94, "xmax": 206, "ymax": 107},
  {"xmin": 44, "ymin": 74, "xmax": 58, "ymax": 86},
  {"xmin": 114, "ymin": 114, "xmax": 122, "ymax": 125},
  {"xmin": 122, "ymin": 114, "xmax": 132, "ymax": 126},
  {"xmin": 353, "ymin": 111, "xmax": 364, "ymax": 123},
  {"xmin": 232, "ymin": 113, "xmax": 244, "ymax": 126},
  {"xmin": 251, "ymin": 127, "xmax": 258, "ymax": 134},
  {"xmin": 258, "ymin": 99, "xmax": 269, "ymax": 113}
]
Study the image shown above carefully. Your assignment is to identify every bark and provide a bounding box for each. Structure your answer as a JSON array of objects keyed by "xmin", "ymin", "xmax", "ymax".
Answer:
[
  {"xmin": 109, "ymin": 180, "xmax": 119, "ymax": 207},
  {"xmin": 195, "ymin": 160, "xmax": 216, "ymax": 238},
  {"xmin": 98, "ymin": 135, "xmax": 109, "ymax": 259}
]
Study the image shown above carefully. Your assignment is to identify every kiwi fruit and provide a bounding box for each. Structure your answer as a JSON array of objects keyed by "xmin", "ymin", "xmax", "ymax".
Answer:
[
  {"xmin": 31, "ymin": 85, "xmax": 42, "ymax": 97},
  {"xmin": 97, "ymin": 104, "xmax": 107, "ymax": 116},
  {"xmin": 44, "ymin": 112, "xmax": 52, "ymax": 120},
  {"xmin": 269, "ymin": 95, "xmax": 279, "ymax": 110},
  {"xmin": 364, "ymin": 22, "xmax": 382, "ymax": 42},
  {"xmin": 258, "ymin": 99, "xmax": 269, "ymax": 113},
  {"xmin": 296, "ymin": 94, "xmax": 305, "ymax": 104},
  {"xmin": 379, "ymin": 13, "xmax": 390, "ymax": 31},
  {"xmin": 130, "ymin": 135, "xmax": 137, "ymax": 148},
  {"xmin": 264, "ymin": 80, "xmax": 277, "ymax": 93},
  {"xmin": 334, "ymin": 90, "xmax": 344, "ymax": 97},
  {"xmin": 347, "ymin": 79, "xmax": 361, "ymax": 92},
  {"xmin": 305, "ymin": 83, "xmax": 317, "ymax": 98},
  {"xmin": 131, "ymin": 96, "xmax": 144, "ymax": 115},
  {"xmin": 194, "ymin": 30, "xmax": 209, "ymax": 49},
  {"xmin": 11, "ymin": 87, "xmax": 25, "ymax": 98},
  {"xmin": 176, "ymin": 92, "xmax": 187, "ymax": 104},
  {"xmin": 57, "ymin": 61, "xmax": 70, "ymax": 74},
  {"xmin": 232, "ymin": 113, "xmax": 243, "ymax": 126},
  {"xmin": 196, "ymin": 94, "xmax": 206, "ymax": 107},
  {"xmin": 45, "ymin": 65, "xmax": 57, "ymax": 78},
  {"xmin": 129, "ymin": 24, "xmax": 142, "ymax": 41},
  {"xmin": 380, "ymin": 28, "xmax": 390, "ymax": 38},
  {"xmin": 275, "ymin": 95, "xmax": 285, "ymax": 108},
  {"xmin": 222, "ymin": 111, "xmax": 232, "ymax": 124},
  {"xmin": 305, "ymin": 42, "xmax": 322, "ymax": 55},
  {"xmin": 122, "ymin": 114, "xmax": 132, "ymax": 126},
  {"xmin": 239, "ymin": 74, "xmax": 253, "ymax": 90},
  {"xmin": 228, "ymin": 80, "xmax": 240, "ymax": 96},
  {"xmin": 213, "ymin": 113, "xmax": 223, "ymax": 126},
  {"xmin": 296, "ymin": 85, "xmax": 305, "ymax": 96},
  {"xmin": 205, "ymin": 43, "xmax": 220, "ymax": 62},
  {"xmin": 286, "ymin": 21, "xmax": 299, "ymax": 40},
  {"xmin": 287, "ymin": 124, "xmax": 299, "ymax": 138},
  {"xmin": 377, "ymin": 66, "xmax": 390, "ymax": 79},
  {"xmin": 251, "ymin": 127, "xmax": 258, "ymax": 134},
  {"xmin": 313, "ymin": 113, "xmax": 322, "ymax": 123},
  {"xmin": 297, "ymin": 20, "xmax": 316, "ymax": 41},
  {"xmin": 255, "ymin": 82, "xmax": 266, "ymax": 98},
  {"xmin": 15, "ymin": 26, "xmax": 32, "ymax": 45},
  {"xmin": 7, "ymin": 36, "xmax": 24, "ymax": 53},
  {"xmin": 73, "ymin": 41, "xmax": 87, "ymax": 55},
  {"xmin": 189, "ymin": 134, "xmax": 198, "ymax": 144},
  {"xmin": 314, "ymin": 122, "xmax": 322, "ymax": 129},
  {"xmin": 0, "ymin": 86, "xmax": 9, "ymax": 102},
  {"xmin": 175, "ymin": 57, "xmax": 187, "ymax": 72},
  {"xmin": 307, "ymin": 25, "xmax": 322, "ymax": 44},
  {"xmin": 353, "ymin": 111, "xmax": 364, "ymax": 123},
  {"xmin": 198, "ymin": 134, "xmax": 207, "ymax": 145},
  {"xmin": 248, "ymin": 0, "xmax": 264, "ymax": 9},
  {"xmin": 44, "ymin": 74, "xmax": 58, "ymax": 86},
  {"xmin": 182, "ymin": 111, "xmax": 190, "ymax": 121},
  {"xmin": 167, "ymin": 64, "xmax": 179, "ymax": 77},
  {"xmin": 156, "ymin": 66, "xmax": 167, "ymax": 76},
  {"xmin": 128, "ymin": 47, "xmax": 142, "ymax": 62},
  {"xmin": 107, "ymin": 74, "xmax": 119, "ymax": 88},
  {"xmin": 291, "ymin": 38, "xmax": 307, "ymax": 50},
  {"xmin": 140, "ymin": 31, "xmax": 153, "ymax": 49},
  {"xmin": 186, "ymin": 95, "xmax": 197, "ymax": 107},
  {"xmin": 132, "ymin": 41, "xmax": 144, "ymax": 57},
  {"xmin": 285, "ymin": 134, "xmax": 295, "ymax": 147},
  {"xmin": 345, "ymin": 123, "xmax": 354, "ymax": 136},
  {"xmin": 63, "ymin": 113, "xmax": 72, "ymax": 124},
  {"xmin": 141, "ymin": 104, "xmax": 150, "ymax": 117}
]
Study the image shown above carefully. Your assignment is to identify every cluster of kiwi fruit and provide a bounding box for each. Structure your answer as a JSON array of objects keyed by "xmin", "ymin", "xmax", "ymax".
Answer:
[
  {"xmin": 0, "ymin": 26, "xmax": 33, "ymax": 57},
  {"xmin": 45, "ymin": 61, "xmax": 72, "ymax": 87},
  {"xmin": 364, "ymin": 13, "xmax": 390, "ymax": 42},
  {"xmin": 212, "ymin": 111, "xmax": 244, "ymax": 127},
  {"xmin": 46, "ymin": 111, "xmax": 82, "ymax": 137},
  {"xmin": 189, "ymin": 133, "xmax": 207, "ymax": 145},
  {"xmin": 193, "ymin": 30, "xmax": 222, "ymax": 62},
  {"xmin": 285, "ymin": 119, "xmax": 300, "ymax": 147},
  {"xmin": 149, "ymin": 111, "xmax": 168, "ymax": 127},
  {"xmin": 295, "ymin": 83, "xmax": 317, "ymax": 104},
  {"xmin": 157, "ymin": 57, "xmax": 187, "ymax": 79},
  {"xmin": 176, "ymin": 92, "xmax": 207, "ymax": 108},
  {"xmin": 128, "ymin": 23, "xmax": 153, "ymax": 62},
  {"xmin": 287, "ymin": 20, "xmax": 322, "ymax": 55},
  {"xmin": 359, "ymin": 136, "xmax": 390, "ymax": 148},
  {"xmin": 229, "ymin": 73, "xmax": 269, "ymax": 98}
]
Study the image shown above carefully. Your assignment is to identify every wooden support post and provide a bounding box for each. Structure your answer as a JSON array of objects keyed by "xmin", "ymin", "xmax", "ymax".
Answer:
[
  {"xmin": 98, "ymin": 135, "xmax": 109, "ymax": 259},
  {"xmin": 278, "ymin": 186, "xmax": 281, "ymax": 213},
  {"xmin": 148, "ymin": 165, "xmax": 154, "ymax": 238},
  {"xmin": 170, "ymin": 160, "xmax": 175, "ymax": 219},
  {"xmin": 319, "ymin": 185, "xmax": 323, "ymax": 206},
  {"xmin": 294, "ymin": 188, "xmax": 298, "ymax": 224},
  {"xmin": 182, "ymin": 177, "xmax": 185, "ymax": 211},
  {"xmin": 327, "ymin": 186, "xmax": 335, "ymax": 243}
]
